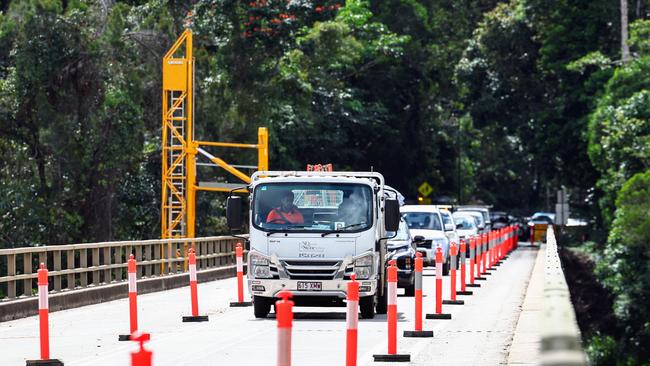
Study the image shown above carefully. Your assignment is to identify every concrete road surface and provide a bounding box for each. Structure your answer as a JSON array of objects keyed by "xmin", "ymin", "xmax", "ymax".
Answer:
[{"xmin": 0, "ymin": 245, "xmax": 541, "ymax": 365}]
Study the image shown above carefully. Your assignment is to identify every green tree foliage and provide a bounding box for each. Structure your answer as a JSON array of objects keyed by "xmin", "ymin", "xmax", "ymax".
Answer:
[
  {"xmin": 0, "ymin": 1, "xmax": 170, "ymax": 245},
  {"xmin": 456, "ymin": 0, "xmax": 620, "ymax": 211},
  {"xmin": 588, "ymin": 20, "xmax": 650, "ymax": 225},
  {"xmin": 594, "ymin": 170, "xmax": 650, "ymax": 364}
]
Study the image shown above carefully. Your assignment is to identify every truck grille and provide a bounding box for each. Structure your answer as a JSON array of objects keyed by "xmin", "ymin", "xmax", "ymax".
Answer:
[{"xmin": 281, "ymin": 260, "xmax": 341, "ymax": 280}]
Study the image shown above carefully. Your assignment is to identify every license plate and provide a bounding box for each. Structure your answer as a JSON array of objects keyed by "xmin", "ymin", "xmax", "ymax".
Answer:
[{"xmin": 297, "ymin": 281, "xmax": 322, "ymax": 291}]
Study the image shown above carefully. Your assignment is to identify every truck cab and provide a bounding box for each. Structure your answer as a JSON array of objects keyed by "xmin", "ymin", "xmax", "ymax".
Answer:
[{"xmin": 226, "ymin": 171, "xmax": 400, "ymax": 319}]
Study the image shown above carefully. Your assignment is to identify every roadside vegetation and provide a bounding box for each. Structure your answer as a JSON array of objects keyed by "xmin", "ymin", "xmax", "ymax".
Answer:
[{"xmin": 0, "ymin": 1, "xmax": 648, "ymax": 363}]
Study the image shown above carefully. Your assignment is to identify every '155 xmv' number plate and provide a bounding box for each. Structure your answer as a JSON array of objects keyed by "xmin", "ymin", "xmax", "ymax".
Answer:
[{"xmin": 297, "ymin": 281, "xmax": 322, "ymax": 291}]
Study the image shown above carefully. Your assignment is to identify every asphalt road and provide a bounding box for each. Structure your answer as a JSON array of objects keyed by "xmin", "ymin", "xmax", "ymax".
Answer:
[{"xmin": 0, "ymin": 245, "xmax": 540, "ymax": 366}]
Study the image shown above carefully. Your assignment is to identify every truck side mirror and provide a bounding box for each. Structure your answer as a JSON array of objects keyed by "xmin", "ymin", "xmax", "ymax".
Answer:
[
  {"xmin": 226, "ymin": 196, "xmax": 242, "ymax": 231},
  {"xmin": 384, "ymin": 199, "xmax": 400, "ymax": 232},
  {"xmin": 413, "ymin": 235, "xmax": 425, "ymax": 243},
  {"xmin": 456, "ymin": 223, "xmax": 463, "ymax": 230}
]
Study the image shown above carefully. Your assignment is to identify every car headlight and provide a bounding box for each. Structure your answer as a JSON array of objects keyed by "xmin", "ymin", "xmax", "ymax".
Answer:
[{"xmin": 250, "ymin": 253, "xmax": 272, "ymax": 278}]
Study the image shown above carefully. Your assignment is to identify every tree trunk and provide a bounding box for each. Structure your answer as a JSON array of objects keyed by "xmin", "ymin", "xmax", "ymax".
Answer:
[{"xmin": 621, "ymin": 0, "xmax": 631, "ymax": 63}]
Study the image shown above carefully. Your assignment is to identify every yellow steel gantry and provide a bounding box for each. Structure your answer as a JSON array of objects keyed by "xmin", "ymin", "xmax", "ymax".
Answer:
[{"xmin": 161, "ymin": 30, "xmax": 268, "ymax": 255}]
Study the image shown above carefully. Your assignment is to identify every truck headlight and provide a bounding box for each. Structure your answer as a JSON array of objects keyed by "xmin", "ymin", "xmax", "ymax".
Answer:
[
  {"xmin": 250, "ymin": 253, "xmax": 272, "ymax": 279},
  {"xmin": 353, "ymin": 253, "xmax": 374, "ymax": 280},
  {"xmin": 354, "ymin": 255, "xmax": 373, "ymax": 267},
  {"xmin": 253, "ymin": 265, "xmax": 271, "ymax": 278},
  {"xmin": 354, "ymin": 266, "xmax": 371, "ymax": 280}
]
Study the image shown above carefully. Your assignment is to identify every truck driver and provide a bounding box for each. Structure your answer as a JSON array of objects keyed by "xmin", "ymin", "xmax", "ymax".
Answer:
[{"xmin": 266, "ymin": 190, "xmax": 304, "ymax": 224}]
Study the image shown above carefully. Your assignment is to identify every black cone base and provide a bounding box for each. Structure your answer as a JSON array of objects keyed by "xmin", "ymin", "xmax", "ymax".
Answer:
[
  {"xmin": 229, "ymin": 301, "xmax": 253, "ymax": 307},
  {"xmin": 118, "ymin": 334, "xmax": 131, "ymax": 341},
  {"xmin": 487, "ymin": 268, "xmax": 497, "ymax": 271},
  {"xmin": 457, "ymin": 290, "xmax": 473, "ymax": 295},
  {"xmin": 483, "ymin": 272, "xmax": 492, "ymax": 275},
  {"xmin": 475, "ymin": 277, "xmax": 487, "ymax": 281},
  {"xmin": 26, "ymin": 360, "xmax": 64, "ymax": 366},
  {"xmin": 442, "ymin": 299, "xmax": 465, "ymax": 305},
  {"xmin": 404, "ymin": 330, "xmax": 434, "ymax": 337},
  {"xmin": 426, "ymin": 313, "xmax": 452, "ymax": 319},
  {"xmin": 494, "ymin": 263, "xmax": 502, "ymax": 266},
  {"xmin": 373, "ymin": 354, "xmax": 411, "ymax": 362},
  {"xmin": 182, "ymin": 315, "xmax": 209, "ymax": 322}
]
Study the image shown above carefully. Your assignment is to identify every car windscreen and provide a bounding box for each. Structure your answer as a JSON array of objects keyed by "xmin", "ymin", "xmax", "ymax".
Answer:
[
  {"xmin": 402, "ymin": 212, "xmax": 442, "ymax": 231},
  {"xmin": 387, "ymin": 220, "xmax": 410, "ymax": 241},
  {"xmin": 440, "ymin": 211, "xmax": 453, "ymax": 230},
  {"xmin": 457, "ymin": 210, "xmax": 484, "ymax": 225},
  {"xmin": 252, "ymin": 182, "xmax": 373, "ymax": 233},
  {"xmin": 453, "ymin": 216, "xmax": 475, "ymax": 229},
  {"xmin": 481, "ymin": 211, "xmax": 490, "ymax": 223}
]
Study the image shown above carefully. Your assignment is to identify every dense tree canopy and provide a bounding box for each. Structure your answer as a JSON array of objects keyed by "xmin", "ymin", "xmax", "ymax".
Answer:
[{"xmin": 0, "ymin": 0, "xmax": 649, "ymax": 363}]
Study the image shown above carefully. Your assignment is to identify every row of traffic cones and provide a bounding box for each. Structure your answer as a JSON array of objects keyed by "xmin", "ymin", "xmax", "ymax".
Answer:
[{"xmin": 27, "ymin": 242, "xmax": 251, "ymax": 366}]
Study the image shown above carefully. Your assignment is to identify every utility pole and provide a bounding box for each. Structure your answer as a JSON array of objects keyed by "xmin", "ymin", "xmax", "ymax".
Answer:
[{"xmin": 457, "ymin": 119, "xmax": 462, "ymax": 205}]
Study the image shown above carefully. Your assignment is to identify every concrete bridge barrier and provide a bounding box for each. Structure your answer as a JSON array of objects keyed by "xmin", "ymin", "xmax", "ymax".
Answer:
[{"xmin": 541, "ymin": 227, "xmax": 586, "ymax": 366}]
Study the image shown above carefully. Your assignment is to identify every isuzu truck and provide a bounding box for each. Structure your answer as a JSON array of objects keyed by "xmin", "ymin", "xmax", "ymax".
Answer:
[{"xmin": 226, "ymin": 170, "xmax": 400, "ymax": 319}]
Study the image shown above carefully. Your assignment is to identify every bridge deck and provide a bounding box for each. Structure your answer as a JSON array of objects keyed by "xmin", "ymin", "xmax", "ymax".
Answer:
[{"xmin": 1, "ymin": 245, "xmax": 541, "ymax": 365}]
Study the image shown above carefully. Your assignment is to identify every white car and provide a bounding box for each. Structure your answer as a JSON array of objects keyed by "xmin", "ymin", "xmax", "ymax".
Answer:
[
  {"xmin": 456, "ymin": 206, "xmax": 492, "ymax": 232},
  {"xmin": 452, "ymin": 212, "xmax": 480, "ymax": 241},
  {"xmin": 401, "ymin": 205, "xmax": 451, "ymax": 275},
  {"xmin": 439, "ymin": 209, "xmax": 460, "ymax": 246},
  {"xmin": 456, "ymin": 210, "xmax": 486, "ymax": 234}
]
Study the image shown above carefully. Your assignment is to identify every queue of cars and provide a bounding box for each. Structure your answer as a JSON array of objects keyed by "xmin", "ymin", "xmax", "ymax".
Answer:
[
  {"xmin": 387, "ymin": 202, "xmax": 495, "ymax": 293},
  {"xmin": 386, "ymin": 187, "xmax": 532, "ymax": 296}
]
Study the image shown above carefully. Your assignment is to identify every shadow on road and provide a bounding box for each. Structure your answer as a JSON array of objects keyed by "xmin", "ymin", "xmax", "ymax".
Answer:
[{"xmin": 256, "ymin": 311, "xmax": 408, "ymax": 323}]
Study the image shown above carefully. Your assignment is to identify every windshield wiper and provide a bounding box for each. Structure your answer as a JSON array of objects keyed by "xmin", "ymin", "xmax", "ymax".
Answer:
[
  {"xmin": 321, "ymin": 223, "xmax": 366, "ymax": 237},
  {"xmin": 266, "ymin": 230, "xmax": 288, "ymax": 237},
  {"xmin": 266, "ymin": 225, "xmax": 309, "ymax": 236}
]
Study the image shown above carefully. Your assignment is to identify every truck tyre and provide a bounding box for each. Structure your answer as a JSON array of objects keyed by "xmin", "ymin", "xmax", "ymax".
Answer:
[
  {"xmin": 253, "ymin": 296, "xmax": 271, "ymax": 318},
  {"xmin": 375, "ymin": 288, "xmax": 388, "ymax": 315},
  {"xmin": 359, "ymin": 296, "xmax": 375, "ymax": 319}
]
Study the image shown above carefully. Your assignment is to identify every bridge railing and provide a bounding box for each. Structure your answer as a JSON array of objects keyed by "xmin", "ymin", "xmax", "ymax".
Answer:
[
  {"xmin": 0, "ymin": 236, "xmax": 244, "ymax": 301},
  {"xmin": 542, "ymin": 227, "xmax": 586, "ymax": 365}
]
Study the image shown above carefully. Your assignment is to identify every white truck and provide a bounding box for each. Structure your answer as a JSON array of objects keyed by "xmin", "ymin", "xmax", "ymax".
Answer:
[{"xmin": 226, "ymin": 171, "xmax": 400, "ymax": 319}]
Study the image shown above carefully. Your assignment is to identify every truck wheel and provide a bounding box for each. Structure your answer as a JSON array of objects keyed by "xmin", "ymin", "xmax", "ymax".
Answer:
[
  {"xmin": 442, "ymin": 261, "xmax": 450, "ymax": 276},
  {"xmin": 253, "ymin": 296, "xmax": 271, "ymax": 318},
  {"xmin": 375, "ymin": 288, "xmax": 387, "ymax": 315},
  {"xmin": 359, "ymin": 296, "xmax": 375, "ymax": 319}
]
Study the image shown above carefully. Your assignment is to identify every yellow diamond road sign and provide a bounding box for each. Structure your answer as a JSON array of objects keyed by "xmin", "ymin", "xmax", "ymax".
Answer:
[{"xmin": 418, "ymin": 182, "xmax": 433, "ymax": 197}]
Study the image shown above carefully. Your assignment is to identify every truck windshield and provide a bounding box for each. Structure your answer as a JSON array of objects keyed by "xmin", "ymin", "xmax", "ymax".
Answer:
[
  {"xmin": 402, "ymin": 212, "xmax": 442, "ymax": 231},
  {"xmin": 252, "ymin": 183, "xmax": 373, "ymax": 233}
]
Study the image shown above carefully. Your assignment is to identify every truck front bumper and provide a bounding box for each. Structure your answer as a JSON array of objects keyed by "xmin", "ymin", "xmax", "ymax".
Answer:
[{"xmin": 248, "ymin": 278, "xmax": 378, "ymax": 300}]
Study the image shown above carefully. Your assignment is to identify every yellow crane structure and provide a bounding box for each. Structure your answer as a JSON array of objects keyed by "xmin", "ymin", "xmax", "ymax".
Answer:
[{"xmin": 161, "ymin": 30, "xmax": 268, "ymax": 249}]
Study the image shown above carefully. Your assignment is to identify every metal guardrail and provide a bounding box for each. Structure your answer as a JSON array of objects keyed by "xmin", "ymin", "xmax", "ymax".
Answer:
[
  {"xmin": 542, "ymin": 227, "xmax": 586, "ymax": 366},
  {"xmin": 0, "ymin": 236, "xmax": 244, "ymax": 301}
]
